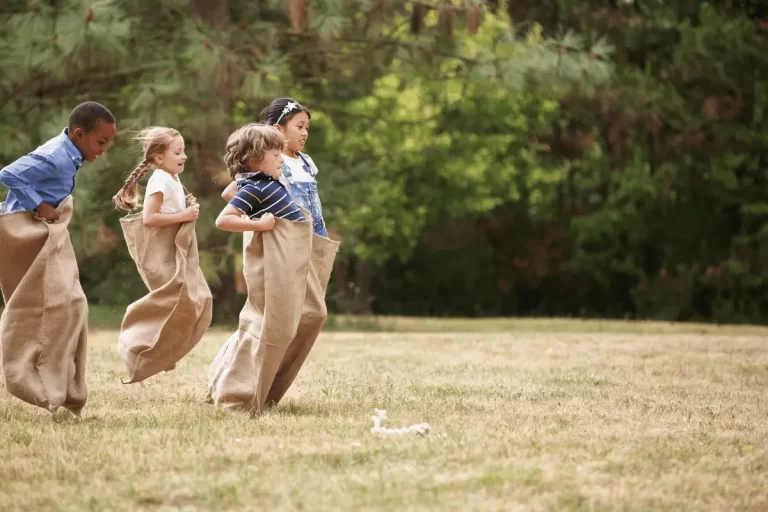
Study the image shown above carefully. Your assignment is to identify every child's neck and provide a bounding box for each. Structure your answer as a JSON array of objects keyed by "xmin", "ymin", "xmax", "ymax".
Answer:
[
  {"xmin": 283, "ymin": 149, "xmax": 300, "ymax": 159},
  {"xmin": 251, "ymin": 168, "xmax": 280, "ymax": 180},
  {"xmin": 158, "ymin": 167, "xmax": 180, "ymax": 180}
]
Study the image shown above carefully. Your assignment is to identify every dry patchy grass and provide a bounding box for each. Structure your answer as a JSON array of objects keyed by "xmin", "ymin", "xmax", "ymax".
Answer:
[{"xmin": 1, "ymin": 325, "xmax": 768, "ymax": 511}]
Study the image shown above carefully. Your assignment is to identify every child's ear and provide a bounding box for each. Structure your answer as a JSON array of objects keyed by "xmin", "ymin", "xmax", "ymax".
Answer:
[{"xmin": 71, "ymin": 127, "xmax": 84, "ymax": 139}]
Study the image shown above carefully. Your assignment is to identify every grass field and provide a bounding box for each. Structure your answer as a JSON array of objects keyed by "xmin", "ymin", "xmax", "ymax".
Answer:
[{"xmin": 1, "ymin": 319, "xmax": 768, "ymax": 511}]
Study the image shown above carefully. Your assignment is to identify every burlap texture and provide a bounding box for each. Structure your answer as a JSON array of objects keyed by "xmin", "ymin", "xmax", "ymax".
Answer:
[
  {"xmin": 0, "ymin": 197, "xmax": 88, "ymax": 414},
  {"xmin": 118, "ymin": 214, "xmax": 212, "ymax": 383},
  {"xmin": 208, "ymin": 217, "xmax": 338, "ymax": 414}
]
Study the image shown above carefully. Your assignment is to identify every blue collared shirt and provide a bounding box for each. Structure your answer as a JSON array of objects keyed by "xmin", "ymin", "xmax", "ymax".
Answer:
[{"xmin": 0, "ymin": 128, "xmax": 83, "ymax": 213}]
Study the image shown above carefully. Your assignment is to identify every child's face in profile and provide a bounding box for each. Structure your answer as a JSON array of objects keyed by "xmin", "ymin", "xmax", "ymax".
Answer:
[
  {"xmin": 248, "ymin": 149, "xmax": 284, "ymax": 179},
  {"xmin": 154, "ymin": 136, "xmax": 187, "ymax": 175},
  {"xmin": 278, "ymin": 111, "xmax": 309, "ymax": 155},
  {"xmin": 71, "ymin": 119, "xmax": 117, "ymax": 163}
]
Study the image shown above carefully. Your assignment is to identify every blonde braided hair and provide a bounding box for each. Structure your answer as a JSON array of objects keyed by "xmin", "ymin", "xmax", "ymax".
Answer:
[{"xmin": 112, "ymin": 158, "xmax": 151, "ymax": 211}]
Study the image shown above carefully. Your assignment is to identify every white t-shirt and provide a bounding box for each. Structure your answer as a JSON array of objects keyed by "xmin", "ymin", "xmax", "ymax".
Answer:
[
  {"xmin": 145, "ymin": 169, "xmax": 186, "ymax": 213},
  {"xmin": 283, "ymin": 154, "xmax": 317, "ymax": 183}
]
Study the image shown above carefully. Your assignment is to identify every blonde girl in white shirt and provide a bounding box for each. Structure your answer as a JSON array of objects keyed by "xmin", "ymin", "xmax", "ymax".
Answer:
[
  {"xmin": 110, "ymin": 127, "xmax": 212, "ymax": 384},
  {"xmin": 113, "ymin": 127, "xmax": 199, "ymax": 223}
]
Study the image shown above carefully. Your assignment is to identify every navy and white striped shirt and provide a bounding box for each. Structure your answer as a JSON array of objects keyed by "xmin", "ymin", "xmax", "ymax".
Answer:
[{"xmin": 230, "ymin": 172, "xmax": 305, "ymax": 222}]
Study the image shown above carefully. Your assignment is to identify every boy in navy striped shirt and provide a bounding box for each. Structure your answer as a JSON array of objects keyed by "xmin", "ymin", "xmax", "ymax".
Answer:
[{"xmin": 215, "ymin": 124, "xmax": 305, "ymax": 232}]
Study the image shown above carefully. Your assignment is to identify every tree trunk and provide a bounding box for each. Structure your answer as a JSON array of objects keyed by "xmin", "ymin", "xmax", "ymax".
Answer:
[{"xmin": 193, "ymin": 0, "xmax": 234, "ymax": 195}]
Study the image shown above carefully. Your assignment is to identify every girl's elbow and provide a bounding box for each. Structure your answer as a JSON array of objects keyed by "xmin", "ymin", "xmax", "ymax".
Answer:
[{"xmin": 143, "ymin": 213, "xmax": 161, "ymax": 228}]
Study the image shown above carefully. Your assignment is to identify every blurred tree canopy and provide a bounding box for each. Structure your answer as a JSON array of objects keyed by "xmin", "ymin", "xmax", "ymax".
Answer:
[{"xmin": 1, "ymin": 0, "xmax": 767, "ymax": 323}]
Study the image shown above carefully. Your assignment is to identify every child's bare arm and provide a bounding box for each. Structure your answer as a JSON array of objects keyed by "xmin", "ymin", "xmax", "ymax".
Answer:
[
  {"xmin": 215, "ymin": 205, "xmax": 275, "ymax": 232},
  {"xmin": 143, "ymin": 192, "xmax": 199, "ymax": 227},
  {"xmin": 221, "ymin": 182, "xmax": 238, "ymax": 202}
]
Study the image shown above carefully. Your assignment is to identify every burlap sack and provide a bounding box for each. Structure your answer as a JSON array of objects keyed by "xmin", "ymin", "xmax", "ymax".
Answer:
[
  {"xmin": 117, "ymin": 214, "xmax": 212, "ymax": 383},
  {"xmin": 208, "ymin": 216, "xmax": 339, "ymax": 414},
  {"xmin": 0, "ymin": 197, "xmax": 88, "ymax": 414}
]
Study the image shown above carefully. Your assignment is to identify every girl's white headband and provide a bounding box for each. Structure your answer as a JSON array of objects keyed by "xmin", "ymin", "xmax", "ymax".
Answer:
[{"xmin": 275, "ymin": 101, "xmax": 300, "ymax": 125}]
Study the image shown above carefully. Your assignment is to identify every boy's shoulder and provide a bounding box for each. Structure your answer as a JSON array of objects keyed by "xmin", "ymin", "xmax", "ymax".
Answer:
[
  {"xmin": 32, "ymin": 131, "xmax": 78, "ymax": 169},
  {"xmin": 236, "ymin": 176, "xmax": 279, "ymax": 197}
]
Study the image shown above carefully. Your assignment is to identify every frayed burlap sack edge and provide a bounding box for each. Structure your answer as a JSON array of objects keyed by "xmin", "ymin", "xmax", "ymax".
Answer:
[
  {"xmin": 208, "ymin": 215, "xmax": 339, "ymax": 414},
  {"xmin": 0, "ymin": 197, "xmax": 88, "ymax": 414},
  {"xmin": 117, "ymin": 214, "xmax": 212, "ymax": 383}
]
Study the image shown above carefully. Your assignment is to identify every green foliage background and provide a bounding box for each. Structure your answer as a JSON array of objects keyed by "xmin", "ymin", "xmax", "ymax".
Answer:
[{"xmin": 1, "ymin": 0, "xmax": 767, "ymax": 323}]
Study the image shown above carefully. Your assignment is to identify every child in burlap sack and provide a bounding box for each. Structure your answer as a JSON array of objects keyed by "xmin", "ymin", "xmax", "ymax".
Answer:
[
  {"xmin": 0, "ymin": 102, "xmax": 116, "ymax": 415},
  {"xmin": 110, "ymin": 128, "xmax": 212, "ymax": 384},
  {"xmin": 215, "ymin": 124, "xmax": 304, "ymax": 232},
  {"xmin": 209, "ymin": 124, "xmax": 339, "ymax": 414},
  {"xmin": 221, "ymin": 98, "xmax": 328, "ymax": 237}
]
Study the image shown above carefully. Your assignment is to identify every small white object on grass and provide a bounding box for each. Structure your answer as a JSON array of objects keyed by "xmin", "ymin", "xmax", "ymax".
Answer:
[{"xmin": 370, "ymin": 408, "xmax": 430, "ymax": 436}]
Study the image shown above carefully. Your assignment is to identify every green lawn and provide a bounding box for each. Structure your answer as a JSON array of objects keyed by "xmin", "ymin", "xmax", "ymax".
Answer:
[{"xmin": 1, "ymin": 321, "xmax": 767, "ymax": 510}]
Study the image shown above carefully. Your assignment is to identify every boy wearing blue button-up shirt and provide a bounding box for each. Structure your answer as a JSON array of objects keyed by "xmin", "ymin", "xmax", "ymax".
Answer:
[{"xmin": 0, "ymin": 102, "xmax": 116, "ymax": 222}]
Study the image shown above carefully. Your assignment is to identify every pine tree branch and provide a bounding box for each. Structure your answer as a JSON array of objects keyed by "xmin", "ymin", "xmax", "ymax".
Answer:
[
  {"xmin": 0, "ymin": 63, "xmax": 166, "ymax": 114},
  {"xmin": 286, "ymin": 32, "xmax": 483, "ymax": 65}
]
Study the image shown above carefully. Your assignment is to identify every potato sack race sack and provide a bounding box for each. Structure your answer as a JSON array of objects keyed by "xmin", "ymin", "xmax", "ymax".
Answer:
[
  {"xmin": 117, "ymin": 214, "xmax": 212, "ymax": 383},
  {"xmin": 0, "ymin": 197, "xmax": 88, "ymax": 414},
  {"xmin": 208, "ymin": 215, "xmax": 339, "ymax": 414}
]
